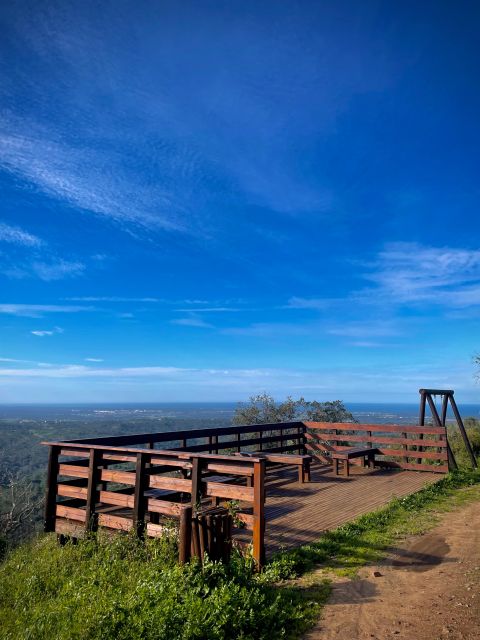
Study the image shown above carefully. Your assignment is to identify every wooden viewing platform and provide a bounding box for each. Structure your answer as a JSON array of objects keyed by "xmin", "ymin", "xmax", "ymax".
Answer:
[
  {"xmin": 263, "ymin": 462, "xmax": 440, "ymax": 553},
  {"xmin": 42, "ymin": 416, "xmax": 452, "ymax": 567}
]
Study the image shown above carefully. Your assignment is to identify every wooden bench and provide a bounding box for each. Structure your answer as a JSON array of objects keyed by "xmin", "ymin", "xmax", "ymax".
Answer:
[
  {"xmin": 235, "ymin": 452, "xmax": 312, "ymax": 483},
  {"xmin": 331, "ymin": 447, "xmax": 379, "ymax": 477}
]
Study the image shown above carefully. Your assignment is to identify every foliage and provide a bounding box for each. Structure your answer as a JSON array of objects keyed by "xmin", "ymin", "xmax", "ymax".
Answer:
[
  {"xmin": 1, "ymin": 469, "xmax": 479, "ymax": 639},
  {"xmin": 0, "ymin": 531, "xmax": 323, "ymax": 640},
  {"xmin": 448, "ymin": 417, "xmax": 480, "ymax": 468},
  {"xmin": 232, "ymin": 393, "xmax": 356, "ymax": 425}
]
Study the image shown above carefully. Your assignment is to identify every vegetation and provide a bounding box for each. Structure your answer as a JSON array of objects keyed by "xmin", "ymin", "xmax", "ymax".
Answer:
[
  {"xmin": 1, "ymin": 469, "xmax": 479, "ymax": 639},
  {"xmin": 233, "ymin": 393, "xmax": 355, "ymax": 425},
  {"xmin": 448, "ymin": 417, "xmax": 480, "ymax": 468}
]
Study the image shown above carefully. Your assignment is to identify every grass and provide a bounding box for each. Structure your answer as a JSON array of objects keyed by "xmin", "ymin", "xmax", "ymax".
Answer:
[{"xmin": 1, "ymin": 469, "xmax": 480, "ymax": 639}]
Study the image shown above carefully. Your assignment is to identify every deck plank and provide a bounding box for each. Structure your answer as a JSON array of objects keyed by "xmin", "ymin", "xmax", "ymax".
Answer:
[{"xmin": 264, "ymin": 462, "xmax": 441, "ymax": 554}]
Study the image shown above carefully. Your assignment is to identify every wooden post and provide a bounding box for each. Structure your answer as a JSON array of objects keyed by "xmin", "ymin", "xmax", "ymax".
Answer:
[
  {"xmin": 44, "ymin": 445, "xmax": 60, "ymax": 533},
  {"xmin": 417, "ymin": 390, "xmax": 427, "ymax": 464},
  {"xmin": 133, "ymin": 452, "xmax": 147, "ymax": 537},
  {"xmin": 449, "ymin": 394, "xmax": 478, "ymax": 468},
  {"xmin": 237, "ymin": 432, "xmax": 241, "ymax": 453},
  {"xmin": 85, "ymin": 448, "xmax": 102, "ymax": 532},
  {"xmin": 425, "ymin": 394, "xmax": 458, "ymax": 471},
  {"xmin": 252, "ymin": 459, "xmax": 266, "ymax": 569},
  {"xmin": 190, "ymin": 456, "xmax": 206, "ymax": 508},
  {"xmin": 179, "ymin": 505, "xmax": 192, "ymax": 564}
]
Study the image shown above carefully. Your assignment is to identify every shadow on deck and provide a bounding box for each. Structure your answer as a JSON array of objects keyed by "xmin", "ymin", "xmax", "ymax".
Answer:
[{"xmin": 264, "ymin": 462, "xmax": 441, "ymax": 555}]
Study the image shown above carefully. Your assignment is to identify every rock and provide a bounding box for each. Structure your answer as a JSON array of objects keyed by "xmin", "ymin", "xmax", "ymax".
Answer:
[{"xmin": 373, "ymin": 570, "xmax": 383, "ymax": 577}]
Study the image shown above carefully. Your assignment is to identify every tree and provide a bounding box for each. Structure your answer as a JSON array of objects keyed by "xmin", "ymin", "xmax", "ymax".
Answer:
[
  {"xmin": 0, "ymin": 453, "xmax": 40, "ymax": 548},
  {"xmin": 232, "ymin": 393, "xmax": 356, "ymax": 425}
]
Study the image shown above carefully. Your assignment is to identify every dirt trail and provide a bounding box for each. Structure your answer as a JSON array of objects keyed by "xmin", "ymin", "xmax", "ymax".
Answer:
[{"xmin": 305, "ymin": 499, "xmax": 480, "ymax": 640}]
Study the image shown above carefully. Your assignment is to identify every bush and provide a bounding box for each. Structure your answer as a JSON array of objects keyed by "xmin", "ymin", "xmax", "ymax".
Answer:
[{"xmin": 0, "ymin": 531, "xmax": 318, "ymax": 640}]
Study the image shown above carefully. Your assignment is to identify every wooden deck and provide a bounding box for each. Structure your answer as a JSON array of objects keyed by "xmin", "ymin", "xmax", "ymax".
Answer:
[{"xmin": 264, "ymin": 462, "xmax": 441, "ymax": 554}]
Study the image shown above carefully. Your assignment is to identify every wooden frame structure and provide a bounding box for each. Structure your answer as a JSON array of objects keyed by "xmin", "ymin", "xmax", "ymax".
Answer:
[
  {"xmin": 419, "ymin": 388, "xmax": 477, "ymax": 469},
  {"xmin": 42, "ymin": 412, "xmax": 455, "ymax": 567}
]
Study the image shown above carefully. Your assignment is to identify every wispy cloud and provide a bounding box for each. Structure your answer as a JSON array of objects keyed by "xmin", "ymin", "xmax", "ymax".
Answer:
[
  {"xmin": 328, "ymin": 320, "xmax": 401, "ymax": 338},
  {"xmin": 0, "ymin": 117, "xmax": 186, "ymax": 233},
  {"xmin": 0, "ymin": 304, "xmax": 93, "ymax": 317},
  {"xmin": 0, "ymin": 221, "xmax": 43, "ymax": 247},
  {"xmin": 65, "ymin": 296, "xmax": 162, "ymax": 303},
  {"xmin": 85, "ymin": 358, "xmax": 104, "ymax": 362},
  {"xmin": 30, "ymin": 260, "xmax": 85, "ymax": 281},
  {"xmin": 360, "ymin": 242, "xmax": 480, "ymax": 308},
  {"xmin": 171, "ymin": 317, "xmax": 214, "ymax": 328},
  {"xmin": 31, "ymin": 326, "xmax": 64, "ymax": 337},
  {"xmin": 284, "ymin": 297, "xmax": 335, "ymax": 310}
]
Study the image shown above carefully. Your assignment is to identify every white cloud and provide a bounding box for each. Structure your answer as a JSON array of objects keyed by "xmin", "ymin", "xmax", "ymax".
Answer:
[
  {"xmin": 0, "ymin": 304, "xmax": 93, "ymax": 317},
  {"xmin": 31, "ymin": 326, "xmax": 64, "ymax": 337},
  {"xmin": 85, "ymin": 358, "xmax": 104, "ymax": 362},
  {"xmin": 65, "ymin": 296, "xmax": 162, "ymax": 303},
  {"xmin": 328, "ymin": 321, "xmax": 401, "ymax": 338},
  {"xmin": 285, "ymin": 297, "xmax": 334, "ymax": 310},
  {"xmin": 360, "ymin": 242, "xmax": 480, "ymax": 308},
  {"xmin": 0, "ymin": 116, "xmax": 188, "ymax": 234},
  {"xmin": 171, "ymin": 317, "xmax": 214, "ymax": 328},
  {"xmin": 31, "ymin": 260, "xmax": 85, "ymax": 281},
  {"xmin": 0, "ymin": 221, "xmax": 43, "ymax": 247}
]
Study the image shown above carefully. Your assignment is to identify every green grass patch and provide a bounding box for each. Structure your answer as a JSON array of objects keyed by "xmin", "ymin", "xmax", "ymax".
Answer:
[
  {"xmin": 1, "ymin": 469, "xmax": 479, "ymax": 639},
  {"xmin": 270, "ymin": 468, "xmax": 480, "ymax": 579}
]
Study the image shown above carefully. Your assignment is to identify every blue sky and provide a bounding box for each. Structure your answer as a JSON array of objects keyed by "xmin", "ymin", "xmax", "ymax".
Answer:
[{"xmin": 1, "ymin": 0, "xmax": 480, "ymax": 403}]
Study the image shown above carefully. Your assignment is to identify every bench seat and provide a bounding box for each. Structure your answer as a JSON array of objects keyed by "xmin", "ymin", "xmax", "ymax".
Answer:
[
  {"xmin": 235, "ymin": 451, "xmax": 312, "ymax": 483},
  {"xmin": 331, "ymin": 447, "xmax": 379, "ymax": 476}
]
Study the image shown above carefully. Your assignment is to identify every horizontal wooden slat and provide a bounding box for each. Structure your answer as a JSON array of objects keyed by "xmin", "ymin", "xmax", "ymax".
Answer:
[
  {"xmin": 98, "ymin": 513, "xmax": 132, "ymax": 531},
  {"xmin": 146, "ymin": 499, "xmax": 183, "ymax": 516},
  {"xmin": 150, "ymin": 457, "xmax": 191, "ymax": 469},
  {"xmin": 307, "ymin": 432, "xmax": 446, "ymax": 448},
  {"xmin": 325, "ymin": 444, "xmax": 448, "ymax": 461},
  {"xmin": 102, "ymin": 453, "xmax": 137, "ymax": 463},
  {"xmin": 100, "ymin": 469, "xmax": 136, "ymax": 485},
  {"xmin": 56, "ymin": 505, "xmax": 86, "ymax": 522},
  {"xmin": 207, "ymin": 463, "xmax": 254, "ymax": 476},
  {"xmin": 57, "ymin": 484, "xmax": 88, "ymax": 499},
  {"xmin": 304, "ymin": 422, "xmax": 446, "ymax": 435},
  {"xmin": 58, "ymin": 464, "xmax": 90, "ymax": 479},
  {"xmin": 148, "ymin": 476, "xmax": 192, "ymax": 492},
  {"xmin": 55, "ymin": 518, "xmax": 85, "ymax": 537},
  {"xmin": 399, "ymin": 462, "xmax": 449, "ymax": 473},
  {"xmin": 99, "ymin": 490, "xmax": 135, "ymax": 508},
  {"xmin": 204, "ymin": 481, "xmax": 254, "ymax": 502},
  {"xmin": 146, "ymin": 522, "xmax": 168, "ymax": 537},
  {"xmin": 60, "ymin": 448, "xmax": 90, "ymax": 458}
]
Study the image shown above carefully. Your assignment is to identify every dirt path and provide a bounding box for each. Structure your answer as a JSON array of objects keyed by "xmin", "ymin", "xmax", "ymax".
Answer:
[{"xmin": 305, "ymin": 499, "xmax": 480, "ymax": 640}]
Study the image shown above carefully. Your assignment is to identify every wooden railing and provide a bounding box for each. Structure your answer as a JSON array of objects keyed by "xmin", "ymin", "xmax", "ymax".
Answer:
[
  {"xmin": 43, "ymin": 442, "xmax": 266, "ymax": 566},
  {"xmin": 67, "ymin": 421, "xmax": 306, "ymax": 456},
  {"xmin": 304, "ymin": 422, "xmax": 450, "ymax": 473},
  {"xmin": 42, "ymin": 419, "xmax": 451, "ymax": 569}
]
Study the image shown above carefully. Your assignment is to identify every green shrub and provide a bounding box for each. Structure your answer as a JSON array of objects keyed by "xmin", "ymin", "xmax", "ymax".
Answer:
[{"xmin": 0, "ymin": 531, "xmax": 319, "ymax": 640}]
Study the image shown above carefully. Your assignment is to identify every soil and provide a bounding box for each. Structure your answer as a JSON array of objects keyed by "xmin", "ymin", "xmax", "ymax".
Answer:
[{"xmin": 304, "ymin": 499, "xmax": 480, "ymax": 640}]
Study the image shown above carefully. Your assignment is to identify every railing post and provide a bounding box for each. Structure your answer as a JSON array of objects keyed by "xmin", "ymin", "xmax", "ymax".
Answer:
[
  {"xmin": 417, "ymin": 390, "xmax": 427, "ymax": 464},
  {"xmin": 44, "ymin": 445, "xmax": 60, "ymax": 533},
  {"xmin": 252, "ymin": 459, "xmax": 266, "ymax": 569},
  {"xmin": 133, "ymin": 452, "xmax": 148, "ymax": 537},
  {"xmin": 190, "ymin": 456, "xmax": 207, "ymax": 508},
  {"xmin": 85, "ymin": 448, "xmax": 102, "ymax": 532},
  {"xmin": 179, "ymin": 505, "xmax": 192, "ymax": 564}
]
